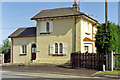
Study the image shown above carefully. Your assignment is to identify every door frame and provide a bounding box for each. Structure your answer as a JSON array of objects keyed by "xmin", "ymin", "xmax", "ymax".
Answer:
[{"xmin": 31, "ymin": 43, "xmax": 36, "ymax": 61}]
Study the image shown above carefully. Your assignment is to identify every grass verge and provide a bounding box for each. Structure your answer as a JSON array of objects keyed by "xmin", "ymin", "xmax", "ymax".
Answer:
[{"xmin": 98, "ymin": 70, "xmax": 120, "ymax": 75}]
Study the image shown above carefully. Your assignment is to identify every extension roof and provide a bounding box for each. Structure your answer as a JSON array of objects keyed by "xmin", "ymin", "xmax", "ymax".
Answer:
[{"xmin": 8, "ymin": 27, "xmax": 36, "ymax": 38}]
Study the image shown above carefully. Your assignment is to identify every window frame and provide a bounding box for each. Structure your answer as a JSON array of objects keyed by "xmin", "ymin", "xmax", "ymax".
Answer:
[
  {"xmin": 55, "ymin": 43, "xmax": 58, "ymax": 54},
  {"xmin": 21, "ymin": 44, "xmax": 27, "ymax": 55},
  {"xmin": 59, "ymin": 43, "xmax": 63, "ymax": 54},
  {"xmin": 87, "ymin": 22, "xmax": 90, "ymax": 33},
  {"xmin": 32, "ymin": 44, "xmax": 36, "ymax": 53},
  {"xmin": 55, "ymin": 43, "xmax": 64, "ymax": 54},
  {"xmin": 49, "ymin": 43, "xmax": 67, "ymax": 56},
  {"xmin": 84, "ymin": 46, "xmax": 89, "ymax": 53},
  {"xmin": 46, "ymin": 22, "xmax": 50, "ymax": 32},
  {"xmin": 40, "ymin": 21, "xmax": 53, "ymax": 34},
  {"xmin": 85, "ymin": 21, "xmax": 90, "ymax": 34}
]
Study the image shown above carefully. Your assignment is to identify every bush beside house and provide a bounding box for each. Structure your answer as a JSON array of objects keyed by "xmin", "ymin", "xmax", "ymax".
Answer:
[{"xmin": 1, "ymin": 39, "xmax": 11, "ymax": 63}]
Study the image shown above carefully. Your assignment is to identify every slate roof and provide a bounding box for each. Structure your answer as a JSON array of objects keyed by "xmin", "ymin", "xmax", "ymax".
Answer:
[
  {"xmin": 8, "ymin": 27, "xmax": 36, "ymax": 38},
  {"xmin": 31, "ymin": 7, "xmax": 83, "ymax": 20},
  {"xmin": 31, "ymin": 7, "xmax": 98, "ymax": 23}
]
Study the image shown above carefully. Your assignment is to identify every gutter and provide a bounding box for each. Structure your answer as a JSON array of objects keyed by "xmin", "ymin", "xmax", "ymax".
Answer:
[
  {"xmin": 74, "ymin": 17, "xmax": 77, "ymax": 52},
  {"xmin": 11, "ymin": 38, "xmax": 13, "ymax": 63},
  {"xmin": 31, "ymin": 14, "xmax": 98, "ymax": 23},
  {"xmin": 8, "ymin": 36, "xmax": 36, "ymax": 38}
]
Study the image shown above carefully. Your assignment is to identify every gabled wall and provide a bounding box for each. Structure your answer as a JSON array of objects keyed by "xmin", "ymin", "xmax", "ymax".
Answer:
[
  {"xmin": 35, "ymin": 16, "xmax": 97, "ymax": 64},
  {"xmin": 80, "ymin": 17, "xmax": 97, "ymax": 53},
  {"xmin": 35, "ymin": 17, "xmax": 76, "ymax": 64}
]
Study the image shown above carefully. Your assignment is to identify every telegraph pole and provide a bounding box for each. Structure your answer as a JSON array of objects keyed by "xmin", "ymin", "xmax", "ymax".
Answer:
[
  {"xmin": 105, "ymin": 0, "xmax": 108, "ymax": 30},
  {"xmin": 105, "ymin": 0, "xmax": 108, "ymax": 70}
]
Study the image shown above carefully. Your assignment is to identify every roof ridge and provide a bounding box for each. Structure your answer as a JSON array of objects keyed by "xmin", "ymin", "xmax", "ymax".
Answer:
[
  {"xmin": 68, "ymin": 8, "xmax": 82, "ymax": 14},
  {"xmin": 41, "ymin": 7, "xmax": 72, "ymax": 11},
  {"xmin": 18, "ymin": 27, "xmax": 36, "ymax": 29}
]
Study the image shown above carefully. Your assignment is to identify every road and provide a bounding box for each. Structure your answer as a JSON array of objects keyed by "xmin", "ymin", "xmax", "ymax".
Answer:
[
  {"xmin": 1, "ymin": 70, "xmax": 117, "ymax": 80},
  {"xmin": 1, "ymin": 65, "xmax": 119, "ymax": 80}
]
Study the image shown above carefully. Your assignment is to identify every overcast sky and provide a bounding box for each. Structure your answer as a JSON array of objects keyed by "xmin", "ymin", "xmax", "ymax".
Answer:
[{"xmin": 1, "ymin": 1, "xmax": 119, "ymax": 45}]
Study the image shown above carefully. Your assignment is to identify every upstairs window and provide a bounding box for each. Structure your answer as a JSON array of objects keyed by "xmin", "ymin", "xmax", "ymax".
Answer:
[
  {"xmin": 85, "ymin": 22, "xmax": 90, "ymax": 33},
  {"xmin": 87, "ymin": 22, "xmax": 89, "ymax": 32},
  {"xmin": 40, "ymin": 21, "xmax": 53, "ymax": 34}
]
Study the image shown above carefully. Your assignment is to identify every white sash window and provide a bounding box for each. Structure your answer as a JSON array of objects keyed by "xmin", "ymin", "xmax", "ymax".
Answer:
[{"xmin": 21, "ymin": 44, "xmax": 27, "ymax": 54}]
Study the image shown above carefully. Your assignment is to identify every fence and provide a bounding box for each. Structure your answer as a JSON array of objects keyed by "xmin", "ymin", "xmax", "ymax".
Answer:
[
  {"xmin": 113, "ymin": 54, "xmax": 120, "ymax": 70},
  {"xmin": 71, "ymin": 52, "xmax": 104, "ymax": 70}
]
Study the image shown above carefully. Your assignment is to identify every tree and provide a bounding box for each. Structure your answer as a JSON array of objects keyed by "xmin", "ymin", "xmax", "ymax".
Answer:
[
  {"xmin": 95, "ymin": 23, "xmax": 110, "ymax": 53},
  {"xmin": 118, "ymin": 26, "xmax": 120, "ymax": 53},
  {"xmin": 95, "ymin": 22, "xmax": 119, "ymax": 53},
  {"xmin": 1, "ymin": 39, "xmax": 11, "ymax": 54},
  {"xmin": 108, "ymin": 23, "xmax": 119, "ymax": 52}
]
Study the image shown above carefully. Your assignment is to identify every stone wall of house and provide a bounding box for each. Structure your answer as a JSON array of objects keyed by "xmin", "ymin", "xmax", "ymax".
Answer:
[
  {"xmin": 12, "ymin": 37, "xmax": 36, "ymax": 64},
  {"xmin": 35, "ymin": 17, "xmax": 75, "ymax": 64},
  {"xmin": 80, "ymin": 16, "xmax": 97, "ymax": 53}
]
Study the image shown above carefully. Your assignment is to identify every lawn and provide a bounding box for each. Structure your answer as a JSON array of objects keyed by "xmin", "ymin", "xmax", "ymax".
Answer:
[{"xmin": 98, "ymin": 70, "xmax": 120, "ymax": 75}]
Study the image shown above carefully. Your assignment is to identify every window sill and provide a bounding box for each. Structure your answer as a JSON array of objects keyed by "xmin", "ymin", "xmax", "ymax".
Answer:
[
  {"xmin": 49, "ymin": 54, "xmax": 66, "ymax": 56},
  {"xmin": 20, "ymin": 54, "xmax": 27, "ymax": 56},
  {"xmin": 85, "ymin": 32, "xmax": 90, "ymax": 35},
  {"xmin": 40, "ymin": 32, "xmax": 50, "ymax": 35}
]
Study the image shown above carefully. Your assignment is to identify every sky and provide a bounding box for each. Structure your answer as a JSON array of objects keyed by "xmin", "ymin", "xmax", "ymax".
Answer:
[
  {"xmin": 1, "ymin": 1, "xmax": 119, "ymax": 45},
  {"xmin": 118, "ymin": 1, "xmax": 120, "ymax": 26}
]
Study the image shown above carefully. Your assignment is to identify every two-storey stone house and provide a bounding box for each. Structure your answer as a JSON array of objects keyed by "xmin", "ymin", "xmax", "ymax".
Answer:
[{"xmin": 8, "ymin": 2, "xmax": 98, "ymax": 64}]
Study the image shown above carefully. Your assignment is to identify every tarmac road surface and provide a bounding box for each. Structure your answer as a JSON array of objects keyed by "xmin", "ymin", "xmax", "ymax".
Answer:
[
  {"xmin": 1, "ymin": 65, "xmax": 119, "ymax": 80},
  {"xmin": 1, "ymin": 71, "xmax": 117, "ymax": 80}
]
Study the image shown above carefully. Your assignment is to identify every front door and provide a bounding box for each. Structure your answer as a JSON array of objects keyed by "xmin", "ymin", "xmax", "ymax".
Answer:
[{"xmin": 31, "ymin": 44, "xmax": 36, "ymax": 60}]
